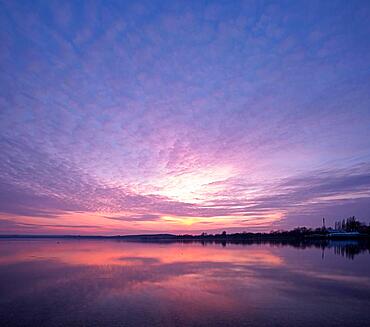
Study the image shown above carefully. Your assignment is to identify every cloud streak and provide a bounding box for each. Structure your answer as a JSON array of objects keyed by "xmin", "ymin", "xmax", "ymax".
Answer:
[{"xmin": 0, "ymin": 0, "xmax": 370, "ymax": 234}]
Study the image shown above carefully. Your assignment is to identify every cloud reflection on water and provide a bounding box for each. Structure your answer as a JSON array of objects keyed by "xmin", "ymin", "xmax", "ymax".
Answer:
[{"xmin": 0, "ymin": 240, "xmax": 369, "ymax": 326}]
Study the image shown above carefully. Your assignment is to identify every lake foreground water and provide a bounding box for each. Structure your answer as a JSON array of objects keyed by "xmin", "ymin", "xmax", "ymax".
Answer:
[{"xmin": 0, "ymin": 239, "xmax": 369, "ymax": 327}]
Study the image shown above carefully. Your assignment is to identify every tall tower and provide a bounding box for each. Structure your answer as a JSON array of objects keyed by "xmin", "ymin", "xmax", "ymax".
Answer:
[{"xmin": 322, "ymin": 217, "xmax": 326, "ymax": 229}]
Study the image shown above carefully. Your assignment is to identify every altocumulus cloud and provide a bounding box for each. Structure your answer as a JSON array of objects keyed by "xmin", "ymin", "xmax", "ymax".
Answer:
[{"xmin": 0, "ymin": 0, "xmax": 370, "ymax": 233}]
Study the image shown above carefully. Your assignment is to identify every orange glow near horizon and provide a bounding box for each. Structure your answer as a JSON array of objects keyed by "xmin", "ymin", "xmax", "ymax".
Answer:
[{"xmin": 0, "ymin": 209, "xmax": 285, "ymax": 235}]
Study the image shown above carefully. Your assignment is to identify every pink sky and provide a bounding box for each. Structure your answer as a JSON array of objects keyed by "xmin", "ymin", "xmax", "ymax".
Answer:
[{"xmin": 1, "ymin": 0, "xmax": 370, "ymax": 234}]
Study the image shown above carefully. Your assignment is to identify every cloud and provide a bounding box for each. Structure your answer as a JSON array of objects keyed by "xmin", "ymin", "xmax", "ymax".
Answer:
[
  {"xmin": 1, "ymin": 0, "xmax": 370, "ymax": 233},
  {"xmin": 105, "ymin": 214, "xmax": 161, "ymax": 222},
  {"xmin": 1, "ymin": 135, "xmax": 369, "ymax": 228}
]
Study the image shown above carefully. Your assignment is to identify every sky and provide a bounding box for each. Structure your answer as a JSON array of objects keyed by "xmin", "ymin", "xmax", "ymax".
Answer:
[{"xmin": 0, "ymin": 0, "xmax": 370, "ymax": 235}]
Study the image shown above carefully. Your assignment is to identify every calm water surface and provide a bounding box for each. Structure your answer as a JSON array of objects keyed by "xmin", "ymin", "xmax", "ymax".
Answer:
[{"xmin": 0, "ymin": 239, "xmax": 370, "ymax": 327}]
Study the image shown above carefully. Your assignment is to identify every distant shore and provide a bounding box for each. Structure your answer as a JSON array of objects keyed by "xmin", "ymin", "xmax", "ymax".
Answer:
[
  {"xmin": 2, "ymin": 217, "xmax": 369, "ymax": 242},
  {"xmin": 1, "ymin": 232, "xmax": 369, "ymax": 241}
]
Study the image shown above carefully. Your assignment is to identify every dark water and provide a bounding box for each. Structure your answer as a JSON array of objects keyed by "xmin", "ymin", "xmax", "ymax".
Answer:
[{"xmin": 0, "ymin": 239, "xmax": 370, "ymax": 327}]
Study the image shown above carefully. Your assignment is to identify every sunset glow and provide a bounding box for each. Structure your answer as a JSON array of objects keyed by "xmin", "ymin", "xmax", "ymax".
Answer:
[{"xmin": 1, "ymin": 0, "xmax": 370, "ymax": 235}]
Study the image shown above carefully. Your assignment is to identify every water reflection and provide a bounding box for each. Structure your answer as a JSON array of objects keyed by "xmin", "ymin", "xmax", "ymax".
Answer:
[
  {"xmin": 0, "ymin": 239, "xmax": 369, "ymax": 326},
  {"xmin": 189, "ymin": 238, "xmax": 370, "ymax": 260}
]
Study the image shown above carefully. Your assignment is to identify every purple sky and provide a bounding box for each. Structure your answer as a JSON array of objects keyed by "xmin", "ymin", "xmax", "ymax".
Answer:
[{"xmin": 1, "ymin": 0, "xmax": 370, "ymax": 235}]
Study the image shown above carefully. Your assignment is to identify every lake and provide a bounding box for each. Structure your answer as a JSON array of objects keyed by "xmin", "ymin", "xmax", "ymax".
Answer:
[{"xmin": 0, "ymin": 239, "xmax": 369, "ymax": 326}]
